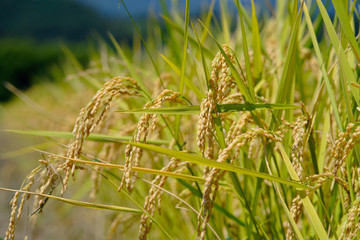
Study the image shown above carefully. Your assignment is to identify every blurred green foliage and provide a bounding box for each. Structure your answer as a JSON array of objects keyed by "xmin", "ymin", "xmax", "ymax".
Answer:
[
  {"xmin": 0, "ymin": 0, "xmax": 127, "ymax": 41},
  {"xmin": 0, "ymin": 0, "xmax": 145, "ymax": 102},
  {"xmin": 0, "ymin": 38, "xmax": 93, "ymax": 101},
  {"xmin": 0, "ymin": 0, "xmax": 99, "ymax": 101},
  {"xmin": 0, "ymin": 39, "xmax": 60, "ymax": 101}
]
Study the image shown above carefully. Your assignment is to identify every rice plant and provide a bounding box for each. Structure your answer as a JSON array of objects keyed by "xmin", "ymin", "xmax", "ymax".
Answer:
[{"xmin": 1, "ymin": 0, "xmax": 360, "ymax": 239}]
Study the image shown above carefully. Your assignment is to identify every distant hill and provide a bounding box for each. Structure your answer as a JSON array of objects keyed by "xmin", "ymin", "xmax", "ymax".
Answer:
[
  {"xmin": 0, "ymin": 0, "xmax": 140, "ymax": 102},
  {"xmin": 0, "ymin": 0, "xmax": 135, "ymax": 41}
]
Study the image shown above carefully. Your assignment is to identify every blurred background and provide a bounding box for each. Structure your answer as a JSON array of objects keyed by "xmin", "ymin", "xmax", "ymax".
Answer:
[
  {"xmin": 0, "ymin": 0, "xmax": 279, "ymax": 102},
  {"xmin": 0, "ymin": 0, "xmax": 341, "ymax": 102},
  {"xmin": 0, "ymin": 1, "xmax": 276, "ymax": 238},
  {"xmin": 0, "ymin": 0, "xmax": 345, "ymax": 239}
]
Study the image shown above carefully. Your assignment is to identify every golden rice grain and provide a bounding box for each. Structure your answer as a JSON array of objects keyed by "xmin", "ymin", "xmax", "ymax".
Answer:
[
  {"xmin": 120, "ymin": 90, "xmax": 184, "ymax": 192},
  {"xmin": 284, "ymin": 195, "xmax": 303, "ymax": 240},
  {"xmin": 139, "ymin": 157, "xmax": 183, "ymax": 240},
  {"xmin": 197, "ymin": 128, "xmax": 282, "ymax": 239}
]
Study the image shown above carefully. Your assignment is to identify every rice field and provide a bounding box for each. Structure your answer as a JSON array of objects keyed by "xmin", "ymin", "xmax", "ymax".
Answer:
[{"xmin": 1, "ymin": 0, "xmax": 360, "ymax": 239}]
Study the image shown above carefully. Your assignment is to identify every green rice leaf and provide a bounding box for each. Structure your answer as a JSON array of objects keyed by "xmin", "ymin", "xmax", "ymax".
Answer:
[
  {"xmin": 275, "ymin": 3, "xmax": 302, "ymax": 108},
  {"xmin": 108, "ymin": 32, "xmax": 151, "ymax": 100},
  {"xmin": 0, "ymin": 187, "xmax": 142, "ymax": 213},
  {"xmin": 161, "ymin": 15, "xmax": 213, "ymax": 58},
  {"xmin": 331, "ymin": 0, "xmax": 360, "ymax": 62},
  {"xmin": 5, "ymin": 130, "xmax": 169, "ymax": 145},
  {"xmin": 239, "ymin": 15, "xmax": 256, "ymax": 100},
  {"xmin": 117, "ymin": 103, "xmax": 300, "ymax": 115},
  {"xmin": 125, "ymin": 141, "xmax": 311, "ymax": 190},
  {"xmin": 175, "ymin": 0, "xmax": 190, "ymax": 140},
  {"xmin": 59, "ymin": 43, "xmax": 83, "ymax": 71},
  {"xmin": 251, "ymin": 0, "xmax": 263, "ymax": 79},
  {"xmin": 200, "ymin": 0, "xmax": 216, "ymax": 44},
  {"xmin": 233, "ymin": 0, "xmax": 252, "ymax": 28},
  {"xmin": 234, "ymin": 0, "xmax": 271, "ymax": 61},
  {"xmin": 303, "ymin": 3, "xmax": 343, "ymax": 131},
  {"xmin": 191, "ymin": 19, "xmax": 210, "ymax": 89},
  {"xmin": 119, "ymin": 0, "xmax": 164, "ymax": 88},
  {"xmin": 273, "ymin": 182, "xmax": 304, "ymax": 240},
  {"xmin": 316, "ymin": 0, "xmax": 360, "ymax": 106},
  {"xmin": 278, "ymin": 144, "xmax": 329, "ymax": 240},
  {"xmin": 317, "ymin": 111, "xmax": 330, "ymax": 173},
  {"xmin": 48, "ymin": 153, "xmax": 205, "ymax": 183},
  {"xmin": 220, "ymin": 0, "xmax": 231, "ymax": 44},
  {"xmin": 159, "ymin": 52, "xmax": 204, "ymax": 100},
  {"xmin": 179, "ymin": 0, "xmax": 190, "ymax": 96},
  {"xmin": 213, "ymin": 114, "xmax": 226, "ymax": 149}
]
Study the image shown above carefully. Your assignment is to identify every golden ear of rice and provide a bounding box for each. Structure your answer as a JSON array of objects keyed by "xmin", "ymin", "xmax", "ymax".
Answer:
[{"xmin": 119, "ymin": 89, "xmax": 184, "ymax": 192}]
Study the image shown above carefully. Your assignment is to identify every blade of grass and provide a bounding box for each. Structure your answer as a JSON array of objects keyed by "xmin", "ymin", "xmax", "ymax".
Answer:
[
  {"xmin": 251, "ymin": 0, "xmax": 263, "ymax": 80},
  {"xmin": 303, "ymin": 2, "xmax": 343, "ymax": 131},
  {"xmin": 317, "ymin": 111, "xmax": 330, "ymax": 173},
  {"xmin": 274, "ymin": 3, "xmax": 303, "ymax": 114},
  {"xmin": 200, "ymin": 0, "xmax": 216, "ymax": 44},
  {"xmin": 175, "ymin": 0, "xmax": 190, "ymax": 140},
  {"xmin": 158, "ymin": 52, "xmax": 204, "ymax": 100},
  {"xmin": 339, "ymin": 54, "xmax": 355, "ymax": 122},
  {"xmin": 191, "ymin": 19, "xmax": 210, "ymax": 89},
  {"xmin": 59, "ymin": 42, "xmax": 83, "ymax": 71},
  {"xmin": 108, "ymin": 32, "xmax": 151, "ymax": 100},
  {"xmin": 85, "ymin": 159, "xmax": 174, "ymax": 239},
  {"xmin": 179, "ymin": 0, "xmax": 190, "ymax": 96},
  {"xmin": 331, "ymin": 0, "xmax": 360, "ymax": 62},
  {"xmin": 161, "ymin": 15, "xmax": 213, "ymax": 58},
  {"xmin": 119, "ymin": 0, "xmax": 164, "ymax": 88},
  {"xmin": 233, "ymin": 0, "xmax": 251, "ymax": 29},
  {"xmin": 41, "ymin": 152, "xmax": 206, "ymax": 183},
  {"xmin": 0, "ymin": 187, "xmax": 142, "ymax": 213},
  {"xmin": 264, "ymin": 149, "xmax": 304, "ymax": 240},
  {"xmin": 316, "ymin": 0, "xmax": 360, "ymax": 106},
  {"xmin": 125, "ymin": 141, "xmax": 311, "ymax": 190},
  {"xmin": 213, "ymin": 113, "xmax": 227, "ymax": 149},
  {"xmin": 117, "ymin": 103, "xmax": 300, "ymax": 115},
  {"xmin": 5, "ymin": 130, "xmax": 169, "ymax": 145},
  {"xmin": 159, "ymin": 0, "xmax": 182, "ymax": 63},
  {"xmin": 239, "ymin": 14, "xmax": 256, "ymax": 100},
  {"xmin": 316, "ymin": 0, "xmax": 360, "ymax": 167},
  {"xmin": 234, "ymin": 0, "xmax": 272, "ymax": 62},
  {"xmin": 220, "ymin": 0, "xmax": 231, "ymax": 44},
  {"xmin": 278, "ymin": 144, "xmax": 329, "ymax": 240},
  {"xmin": 230, "ymin": 180, "xmax": 268, "ymax": 238}
]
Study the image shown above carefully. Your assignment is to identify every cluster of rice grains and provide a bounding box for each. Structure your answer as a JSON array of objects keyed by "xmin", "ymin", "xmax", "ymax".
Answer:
[
  {"xmin": 195, "ymin": 45, "xmax": 283, "ymax": 239},
  {"xmin": 299, "ymin": 123, "xmax": 360, "ymax": 240},
  {"xmin": 4, "ymin": 42, "xmax": 360, "ymax": 240},
  {"xmin": 119, "ymin": 89, "xmax": 184, "ymax": 192},
  {"xmin": 4, "ymin": 76, "xmax": 142, "ymax": 240},
  {"xmin": 195, "ymin": 45, "xmax": 360, "ymax": 240},
  {"xmin": 138, "ymin": 157, "xmax": 186, "ymax": 239},
  {"xmin": 332, "ymin": 123, "xmax": 360, "ymax": 240},
  {"xmin": 4, "ymin": 170, "xmax": 36, "ymax": 240},
  {"xmin": 284, "ymin": 122, "xmax": 360, "ymax": 240}
]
